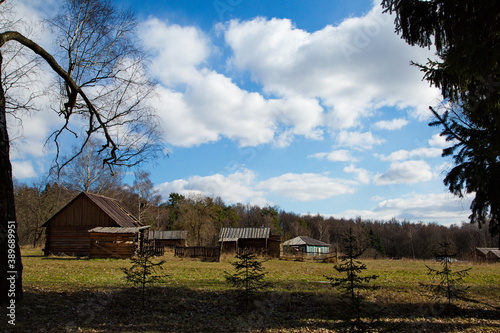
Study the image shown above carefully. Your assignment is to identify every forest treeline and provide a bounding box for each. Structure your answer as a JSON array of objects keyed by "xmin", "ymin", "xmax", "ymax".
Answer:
[{"xmin": 14, "ymin": 169, "xmax": 496, "ymax": 260}]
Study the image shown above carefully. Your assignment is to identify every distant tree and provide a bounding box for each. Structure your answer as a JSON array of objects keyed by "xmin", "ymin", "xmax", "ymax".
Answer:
[
  {"xmin": 175, "ymin": 195, "xmax": 218, "ymax": 246},
  {"xmin": 234, "ymin": 203, "xmax": 265, "ymax": 227},
  {"xmin": 326, "ymin": 228, "xmax": 379, "ymax": 332},
  {"xmin": 131, "ymin": 170, "xmax": 161, "ymax": 224},
  {"xmin": 14, "ymin": 181, "xmax": 74, "ymax": 247},
  {"xmin": 367, "ymin": 228, "xmax": 385, "ymax": 258},
  {"xmin": 381, "ymin": 0, "xmax": 500, "ymax": 246},
  {"xmin": 261, "ymin": 206, "xmax": 281, "ymax": 235},
  {"xmin": 225, "ymin": 251, "xmax": 271, "ymax": 311},
  {"xmin": 421, "ymin": 241, "xmax": 471, "ymax": 315},
  {"xmin": 213, "ymin": 197, "xmax": 240, "ymax": 229},
  {"xmin": 165, "ymin": 192, "xmax": 185, "ymax": 229}
]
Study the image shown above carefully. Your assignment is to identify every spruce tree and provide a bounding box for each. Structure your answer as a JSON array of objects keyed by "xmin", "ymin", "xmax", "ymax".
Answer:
[
  {"xmin": 121, "ymin": 249, "xmax": 167, "ymax": 309},
  {"xmin": 225, "ymin": 251, "xmax": 271, "ymax": 311},
  {"xmin": 421, "ymin": 241, "xmax": 471, "ymax": 315},
  {"xmin": 326, "ymin": 228, "xmax": 379, "ymax": 332}
]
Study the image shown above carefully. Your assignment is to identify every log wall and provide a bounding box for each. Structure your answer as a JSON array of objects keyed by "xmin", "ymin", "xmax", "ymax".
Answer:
[
  {"xmin": 44, "ymin": 226, "xmax": 92, "ymax": 256},
  {"xmin": 89, "ymin": 233, "xmax": 136, "ymax": 259}
]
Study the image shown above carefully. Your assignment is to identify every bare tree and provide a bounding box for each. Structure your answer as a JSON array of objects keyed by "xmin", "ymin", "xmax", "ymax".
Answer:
[
  {"xmin": 1, "ymin": 0, "xmax": 161, "ymax": 304},
  {"xmin": 131, "ymin": 170, "xmax": 161, "ymax": 224},
  {"xmin": 57, "ymin": 138, "xmax": 125, "ymax": 195},
  {"xmin": 47, "ymin": 0, "xmax": 162, "ymax": 171}
]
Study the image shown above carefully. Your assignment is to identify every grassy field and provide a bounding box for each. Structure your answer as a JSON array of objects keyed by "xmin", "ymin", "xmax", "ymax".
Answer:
[{"xmin": 1, "ymin": 248, "xmax": 499, "ymax": 332}]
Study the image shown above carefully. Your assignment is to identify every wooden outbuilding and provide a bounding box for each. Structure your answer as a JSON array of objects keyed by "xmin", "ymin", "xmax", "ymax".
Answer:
[
  {"xmin": 218, "ymin": 227, "xmax": 280, "ymax": 258},
  {"xmin": 89, "ymin": 226, "xmax": 150, "ymax": 259},
  {"xmin": 148, "ymin": 230, "xmax": 188, "ymax": 249},
  {"xmin": 282, "ymin": 236, "xmax": 331, "ymax": 256},
  {"xmin": 475, "ymin": 248, "xmax": 500, "ymax": 262},
  {"xmin": 42, "ymin": 192, "xmax": 143, "ymax": 257},
  {"xmin": 283, "ymin": 236, "xmax": 330, "ymax": 256}
]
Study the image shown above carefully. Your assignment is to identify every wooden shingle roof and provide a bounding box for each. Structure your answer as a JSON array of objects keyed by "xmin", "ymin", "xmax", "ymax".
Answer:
[
  {"xmin": 476, "ymin": 248, "xmax": 498, "ymax": 255},
  {"xmin": 219, "ymin": 227, "xmax": 271, "ymax": 242},
  {"xmin": 89, "ymin": 226, "xmax": 150, "ymax": 234},
  {"xmin": 84, "ymin": 192, "xmax": 140, "ymax": 227},
  {"xmin": 42, "ymin": 192, "xmax": 141, "ymax": 228}
]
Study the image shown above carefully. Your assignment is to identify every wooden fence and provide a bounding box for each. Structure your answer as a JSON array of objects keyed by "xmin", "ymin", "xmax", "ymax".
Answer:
[
  {"xmin": 143, "ymin": 242, "xmax": 165, "ymax": 256},
  {"xmin": 174, "ymin": 246, "xmax": 220, "ymax": 261}
]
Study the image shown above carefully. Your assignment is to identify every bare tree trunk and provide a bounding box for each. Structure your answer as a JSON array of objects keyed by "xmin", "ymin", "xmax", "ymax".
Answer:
[{"xmin": 0, "ymin": 50, "xmax": 23, "ymax": 305}]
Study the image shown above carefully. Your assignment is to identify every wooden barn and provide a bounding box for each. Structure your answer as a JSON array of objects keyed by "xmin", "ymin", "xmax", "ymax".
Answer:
[
  {"xmin": 282, "ymin": 236, "xmax": 330, "ymax": 256},
  {"xmin": 42, "ymin": 192, "xmax": 143, "ymax": 257},
  {"xmin": 148, "ymin": 230, "xmax": 188, "ymax": 249},
  {"xmin": 218, "ymin": 227, "xmax": 280, "ymax": 258}
]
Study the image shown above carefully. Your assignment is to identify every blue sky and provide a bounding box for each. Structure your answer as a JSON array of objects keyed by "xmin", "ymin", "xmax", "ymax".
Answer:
[{"xmin": 9, "ymin": 0, "xmax": 473, "ymax": 225}]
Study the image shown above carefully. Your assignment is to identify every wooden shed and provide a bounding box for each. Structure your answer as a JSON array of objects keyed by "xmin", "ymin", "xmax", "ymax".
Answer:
[
  {"xmin": 42, "ymin": 192, "xmax": 142, "ymax": 256},
  {"xmin": 475, "ymin": 248, "xmax": 500, "ymax": 262},
  {"xmin": 148, "ymin": 230, "xmax": 188, "ymax": 249},
  {"xmin": 89, "ymin": 226, "xmax": 149, "ymax": 259},
  {"xmin": 282, "ymin": 236, "xmax": 330, "ymax": 256},
  {"xmin": 218, "ymin": 227, "xmax": 280, "ymax": 258}
]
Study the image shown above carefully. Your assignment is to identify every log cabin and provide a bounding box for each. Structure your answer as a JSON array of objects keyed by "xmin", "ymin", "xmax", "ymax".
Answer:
[{"xmin": 42, "ymin": 192, "xmax": 143, "ymax": 257}]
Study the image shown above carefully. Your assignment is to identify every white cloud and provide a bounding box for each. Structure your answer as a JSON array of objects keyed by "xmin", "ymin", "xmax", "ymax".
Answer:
[
  {"xmin": 151, "ymin": 72, "xmax": 324, "ymax": 148},
  {"xmin": 156, "ymin": 170, "xmax": 358, "ymax": 205},
  {"xmin": 337, "ymin": 192, "xmax": 471, "ymax": 224},
  {"xmin": 336, "ymin": 131, "xmax": 384, "ymax": 151},
  {"xmin": 376, "ymin": 147, "xmax": 443, "ymax": 162},
  {"xmin": 374, "ymin": 160, "xmax": 433, "ymax": 185},
  {"xmin": 373, "ymin": 118, "xmax": 409, "ymax": 130},
  {"xmin": 343, "ymin": 164, "xmax": 370, "ymax": 184},
  {"xmin": 139, "ymin": 1, "xmax": 440, "ymax": 149},
  {"xmin": 155, "ymin": 169, "xmax": 268, "ymax": 206},
  {"xmin": 309, "ymin": 149, "xmax": 355, "ymax": 162},
  {"xmin": 374, "ymin": 192, "xmax": 471, "ymax": 223},
  {"xmin": 257, "ymin": 173, "xmax": 355, "ymax": 201},
  {"xmin": 428, "ymin": 133, "xmax": 452, "ymax": 148},
  {"xmin": 139, "ymin": 18, "xmax": 326, "ymax": 148},
  {"xmin": 139, "ymin": 18, "xmax": 210, "ymax": 86},
  {"xmin": 12, "ymin": 160, "xmax": 37, "ymax": 179},
  {"xmin": 223, "ymin": 5, "xmax": 440, "ymax": 130}
]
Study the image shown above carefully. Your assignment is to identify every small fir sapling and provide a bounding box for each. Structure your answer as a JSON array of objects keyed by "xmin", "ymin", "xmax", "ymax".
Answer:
[
  {"xmin": 121, "ymin": 249, "xmax": 167, "ymax": 309},
  {"xmin": 225, "ymin": 251, "xmax": 271, "ymax": 311},
  {"xmin": 421, "ymin": 241, "xmax": 471, "ymax": 314},
  {"xmin": 326, "ymin": 228, "xmax": 379, "ymax": 332}
]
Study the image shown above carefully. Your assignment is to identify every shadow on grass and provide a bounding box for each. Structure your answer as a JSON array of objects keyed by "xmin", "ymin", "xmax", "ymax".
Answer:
[
  {"xmin": 3, "ymin": 287, "xmax": 499, "ymax": 332},
  {"xmin": 41, "ymin": 256, "xmax": 87, "ymax": 261}
]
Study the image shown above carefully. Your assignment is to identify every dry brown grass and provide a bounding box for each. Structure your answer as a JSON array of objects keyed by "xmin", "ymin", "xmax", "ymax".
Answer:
[{"xmin": 1, "ymin": 248, "xmax": 498, "ymax": 332}]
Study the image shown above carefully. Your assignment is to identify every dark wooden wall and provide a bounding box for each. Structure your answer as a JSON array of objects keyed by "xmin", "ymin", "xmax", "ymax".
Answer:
[
  {"xmin": 47, "ymin": 195, "xmax": 117, "ymax": 227},
  {"xmin": 220, "ymin": 238, "xmax": 281, "ymax": 258},
  {"xmin": 44, "ymin": 226, "xmax": 92, "ymax": 256},
  {"xmin": 44, "ymin": 195, "xmax": 119, "ymax": 256}
]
